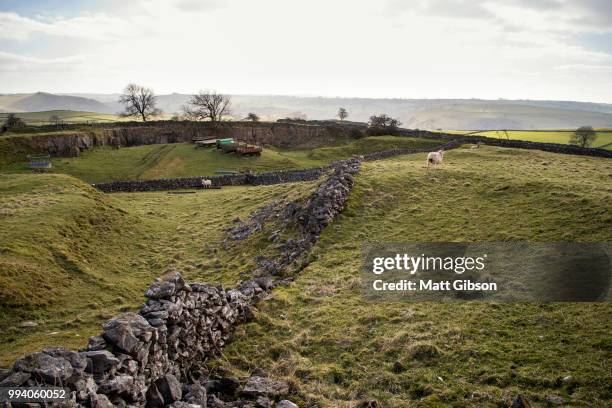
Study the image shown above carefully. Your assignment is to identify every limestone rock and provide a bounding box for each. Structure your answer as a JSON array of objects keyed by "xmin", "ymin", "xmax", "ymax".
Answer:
[
  {"xmin": 0, "ymin": 371, "xmax": 31, "ymax": 386},
  {"xmin": 102, "ymin": 313, "xmax": 153, "ymax": 355},
  {"xmin": 84, "ymin": 350, "xmax": 120, "ymax": 380},
  {"xmin": 98, "ymin": 374, "xmax": 135, "ymax": 395},
  {"xmin": 241, "ymin": 376, "xmax": 289, "ymax": 398},
  {"xmin": 12, "ymin": 352, "xmax": 73, "ymax": 383}
]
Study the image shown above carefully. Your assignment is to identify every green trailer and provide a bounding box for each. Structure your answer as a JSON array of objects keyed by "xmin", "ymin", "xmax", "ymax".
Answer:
[{"xmin": 216, "ymin": 138, "xmax": 235, "ymax": 149}]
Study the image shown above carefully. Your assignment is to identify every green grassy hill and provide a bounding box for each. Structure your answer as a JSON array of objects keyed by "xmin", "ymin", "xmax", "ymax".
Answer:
[
  {"xmin": 218, "ymin": 146, "xmax": 612, "ymax": 406},
  {"xmin": 0, "ymin": 110, "xmax": 124, "ymax": 125},
  {"xmin": 2, "ymin": 136, "xmax": 442, "ymax": 183},
  {"xmin": 0, "ymin": 172, "xmax": 319, "ymax": 365},
  {"xmin": 443, "ymin": 129, "xmax": 612, "ymax": 150},
  {"xmin": 1, "ymin": 142, "xmax": 610, "ymax": 406}
]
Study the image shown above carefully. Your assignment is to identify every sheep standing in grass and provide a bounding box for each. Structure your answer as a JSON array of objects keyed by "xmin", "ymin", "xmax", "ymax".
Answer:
[
  {"xmin": 201, "ymin": 179, "xmax": 212, "ymax": 188},
  {"xmin": 426, "ymin": 149, "xmax": 444, "ymax": 167}
]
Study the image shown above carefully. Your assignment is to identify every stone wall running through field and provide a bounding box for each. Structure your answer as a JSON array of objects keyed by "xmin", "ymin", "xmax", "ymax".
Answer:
[
  {"xmin": 0, "ymin": 159, "xmax": 361, "ymax": 408},
  {"xmin": 92, "ymin": 141, "xmax": 461, "ymax": 193},
  {"xmin": 398, "ymin": 129, "xmax": 612, "ymax": 158},
  {"xmin": 92, "ymin": 167, "xmax": 329, "ymax": 193}
]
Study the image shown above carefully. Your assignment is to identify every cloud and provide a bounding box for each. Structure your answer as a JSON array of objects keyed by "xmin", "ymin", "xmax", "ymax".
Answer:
[
  {"xmin": 0, "ymin": 11, "xmax": 140, "ymax": 41},
  {"xmin": 0, "ymin": 51, "xmax": 88, "ymax": 72},
  {"xmin": 172, "ymin": 0, "xmax": 226, "ymax": 11},
  {"xmin": 387, "ymin": 0, "xmax": 612, "ymax": 32},
  {"xmin": 0, "ymin": 0, "xmax": 610, "ymax": 102}
]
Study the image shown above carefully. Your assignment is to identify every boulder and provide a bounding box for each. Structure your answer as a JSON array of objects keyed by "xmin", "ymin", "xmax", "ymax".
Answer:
[
  {"xmin": 94, "ymin": 393, "xmax": 115, "ymax": 408},
  {"xmin": 241, "ymin": 376, "xmax": 289, "ymax": 398},
  {"xmin": 255, "ymin": 396, "xmax": 272, "ymax": 408},
  {"xmin": 183, "ymin": 382, "xmax": 207, "ymax": 405},
  {"xmin": 12, "ymin": 352, "xmax": 73, "ymax": 383},
  {"xmin": 87, "ymin": 335, "xmax": 107, "ymax": 351},
  {"xmin": 84, "ymin": 350, "xmax": 120, "ymax": 380},
  {"xmin": 159, "ymin": 373, "xmax": 182, "ymax": 402},
  {"xmin": 276, "ymin": 401, "xmax": 298, "ymax": 408},
  {"xmin": 102, "ymin": 313, "xmax": 153, "ymax": 355},
  {"xmin": 43, "ymin": 348, "xmax": 88, "ymax": 373},
  {"xmin": 98, "ymin": 374, "xmax": 135, "ymax": 395},
  {"xmin": 0, "ymin": 371, "xmax": 31, "ymax": 386},
  {"xmin": 145, "ymin": 281, "xmax": 177, "ymax": 300},
  {"xmin": 145, "ymin": 274, "xmax": 185, "ymax": 300}
]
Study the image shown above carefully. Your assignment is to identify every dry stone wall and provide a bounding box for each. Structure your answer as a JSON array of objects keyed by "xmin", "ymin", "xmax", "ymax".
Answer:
[
  {"xmin": 92, "ymin": 167, "xmax": 329, "ymax": 193},
  {"xmin": 92, "ymin": 141, "xmax": 460, "ymax": 193},
  {"xmin": 0, "ymin": 159, "xmax": 361, "ymax": 408},
  {"xmin": 398, "ymin": 129, "xmax": 612, "ymax": 158}
]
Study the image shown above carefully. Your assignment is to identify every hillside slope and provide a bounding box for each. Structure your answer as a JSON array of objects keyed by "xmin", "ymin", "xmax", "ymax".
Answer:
[
  {"xmin": 407, "ymin": 103, "xmax": 612, "ymax": 130},
  {"xmin": 0, "ymin": 173, "xmax": 319, "ymax": 365},
  {"xmin": 2, "ymin": 137, "xmax": 442, "ymax": 183},
  {"xmin": 0, "ymin": 92, "xmax": 112, "ymax": 113},
  {"xmin": 220, "ymin": 146, "xmax": 612, "ymax": 407}
]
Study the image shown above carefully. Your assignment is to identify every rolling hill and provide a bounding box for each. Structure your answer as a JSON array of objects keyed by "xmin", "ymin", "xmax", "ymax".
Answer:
[
  {"xmin": 61, "ymin": 93, "xmax": 612, "ymax": 129},
  {"xmin": 0, "ymin": 92, "xmax": 113, "ymax": 114},
  {"xmin": 406, "ymin": 103, "xmax": 612, "ymax": 130},
  {"xmin": 2, "ymin": 92, "xmax": 612, "ymax": 130}
]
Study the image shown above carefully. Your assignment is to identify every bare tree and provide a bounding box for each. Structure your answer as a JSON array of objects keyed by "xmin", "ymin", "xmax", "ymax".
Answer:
[
  {"xmin": 338, "ymin": 107, "xmax": 348, "ymax": 121},
  {"xmin": 244, "ymin": 113, "xmax": 260, "ymax": 122},
  {"xmin": 118, "ymin": 84, "xmax": 161, "ymax": 121},
  {"xmin": 182, "ymin": 90, "xmax": 231, "ymax": 124},
  {"xmin": 570, "ymin": 126, "xmax": 597, "ymax": 148}
]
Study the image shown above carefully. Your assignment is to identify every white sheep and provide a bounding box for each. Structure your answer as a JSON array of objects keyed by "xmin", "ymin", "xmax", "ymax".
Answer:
[
  {"xmin": 426, "ymin": 149, "xmax": 444, "ymax": 167},
  {"xmin": 201, "ymin": 179, "xmax": 212, "ymax": 188}
]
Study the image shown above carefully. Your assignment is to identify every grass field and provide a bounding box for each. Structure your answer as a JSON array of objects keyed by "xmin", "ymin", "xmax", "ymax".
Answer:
[
  {"xmin": 442, "ymin": 129, "xmax": 612, "ymax": 150},
  {"xmin": 1, "ymin": 136, "xmax": 442, "ymax": 183},
  {"xmin": 1, "ymin": 144, "xmax": 611, "ymax": 406},
  {"xmin": 0, "ymin": 110, "xmax": 126, "ymax": 125},
  {"xmin": 0, "ymin": 173, "xmax": 319, "ymax": 365},
  {"xmin": 218, "ymin": 146, "xmax": 612, "ymax": 407}
]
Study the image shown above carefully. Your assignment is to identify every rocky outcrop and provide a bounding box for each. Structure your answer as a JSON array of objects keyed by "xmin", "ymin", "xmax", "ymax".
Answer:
[
  {"xmin": 0, "ymin": 121, "xmax": 355, "ymax": 166},
  {"xmin": 1, "ymin": 159, "xmax": 361, "ymax": 407},
  {"xmin": 0, "ymin": 131, "xmax": 105, "ymax": 162},
  {"xmin": 102, "ymin": 121, "xmax": 352, "ymax": 149}
]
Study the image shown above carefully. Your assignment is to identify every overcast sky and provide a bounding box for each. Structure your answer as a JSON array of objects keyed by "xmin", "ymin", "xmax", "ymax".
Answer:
[{"xmin": 0, "ymin": 0, "xmax": 611, "ymax": 102}]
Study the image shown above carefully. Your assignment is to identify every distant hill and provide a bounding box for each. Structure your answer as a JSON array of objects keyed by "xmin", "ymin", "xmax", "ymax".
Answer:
[
  {"xmin": 3, "ymin": 92, "xmax": 612, "ymax": 130},
  {"xmin": 0, "ymin": 92, "xmax": 112, "ymax": 113},
  {"xmin": 405, "ymin": 103, "xmax": 612, "ymax": 130}
]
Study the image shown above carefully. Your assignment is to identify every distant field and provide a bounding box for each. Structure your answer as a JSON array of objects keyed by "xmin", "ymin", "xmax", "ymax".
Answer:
[
  {"xmin": 442, "ymin": 129, "xmax": 612, "ymax": 150},
  {"xmin": 0, "ymin": 110, "xmax": 125, "ymax": 125},
  {"xmin": 1, "ymin": 136, "xmax": 442, "ymax": 183}
]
